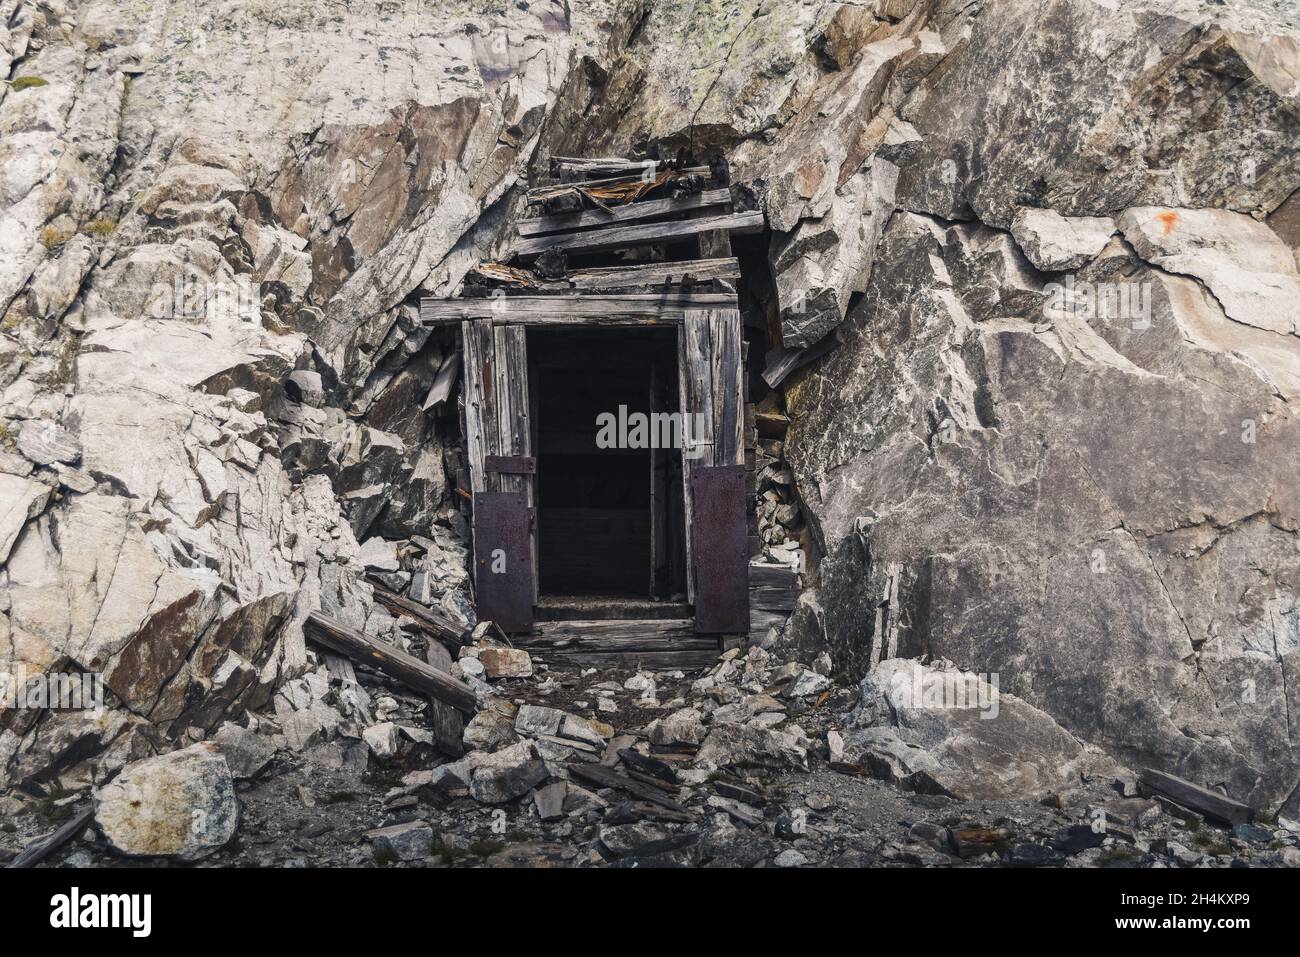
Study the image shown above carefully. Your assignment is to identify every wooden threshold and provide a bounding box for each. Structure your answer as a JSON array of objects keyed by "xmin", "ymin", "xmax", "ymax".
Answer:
[
  {"xmin": 535, "ymin": 595, "xmax": 692, "ymax": 621},
  {"xmin": 516, "ymin": 618, "xmax": 721, "ymax": 671}
]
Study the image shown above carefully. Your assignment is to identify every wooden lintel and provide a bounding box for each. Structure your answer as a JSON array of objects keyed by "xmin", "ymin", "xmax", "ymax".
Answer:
[{"xmin": 420, "ymin": 292, "xmax": 738, "ymax": 326}]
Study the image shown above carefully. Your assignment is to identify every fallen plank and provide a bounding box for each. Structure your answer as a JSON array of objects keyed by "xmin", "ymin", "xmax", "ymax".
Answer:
[
  {"xmin": 7, "ymin": 806, "xmax": 93, "ymax": 869},
  {"xmin": 510, "ymin": 210, "xmax": 764, "ymax": 258},
  {"xmin": 421, "ymin": 292, "xmax": 738, "ymax": 325},
  {"xmin": 517, "ymin": 189, "xmax": 731, "ymax": 237},
  {"xmin": 568, "ymin": 762, "xmax": 695, "ymax": 817},
  {"xmin": 368, "ymin": 582, "xmax": 472, "ymax": 648},
  {"xmin": 1138, "ymin": 768, "xmax": 1252, "ymax": 826},
  {"xmin": 305, "ymin": 611, "xmax": 477, "ymax": 714},
  {"xmin": 424, "ymin": 640, "xmax": 465, "ymax": 758}
]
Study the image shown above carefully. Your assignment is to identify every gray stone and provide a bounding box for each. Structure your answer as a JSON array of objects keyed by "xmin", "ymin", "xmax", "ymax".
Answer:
[
  {"xmin": 367, "ymin": 821, "xmax": 433, "ymax": 862},
  {"xmin": 93, "ymin": 743, "xmax": 239, "ymax": 860},
  {"xmin": 16, "ymin": 420, "xmax": 81, "ymax": 466},
  {"xmin": 468, "ymin": 741, "xmax": 549, "ymax": 804},
  {"xmin": 844, "ymin": 659, "xmax": 1085, "ymax": 801},
  {"xmin": 1010, "ymin": 207, "xmax": 1115, "ymax": 271},
  {"xmin": 212, "ymin": 723, "xmax": 277, "ymax": 780},
  {"xmin": 463, "ymin": 709, "xmax": 519, "ymax": 753},
  {"xmin": 695, "ymin": 723, "xmax": 809, "ymax": 772},
  {"xmin": 533, "ymin": 781, "xmax": 567, "ymax": 821},
  {"xmin": 647, "ymin": 707, "xmax": 707, "ymax": 747}
]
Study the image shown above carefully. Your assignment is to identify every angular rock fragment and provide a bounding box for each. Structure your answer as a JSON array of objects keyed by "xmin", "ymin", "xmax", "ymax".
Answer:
[{"xmin": 366, "ymin": 821, "xmax": 433, "ymax": 862}]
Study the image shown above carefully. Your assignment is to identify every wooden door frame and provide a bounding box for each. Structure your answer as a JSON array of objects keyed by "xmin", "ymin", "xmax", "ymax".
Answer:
[{"xmin": 444, "ymin": 293, "xmax": 745, "ymax": 634}]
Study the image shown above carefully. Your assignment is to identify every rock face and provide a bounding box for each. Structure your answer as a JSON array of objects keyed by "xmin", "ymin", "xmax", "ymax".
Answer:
[
  {"xmin": 92, "ymin": 743, "xmax": 238, "ymax": 860},
  {"xmin": 0, "ymin": 0, "xmax": 633, "ymax": 789},
  {"xmin": 2, "ymin": 0, "xmax": 1298, "ymax": 825}
]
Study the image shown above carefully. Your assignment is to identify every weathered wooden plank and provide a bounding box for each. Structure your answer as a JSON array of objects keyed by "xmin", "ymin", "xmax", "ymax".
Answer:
[
  {"xmin": 568, "ymin": 257, "xmax": 741, "ymax": 291},
  {"xmin": 305, "ymin": 612, "xmax": 477, "ymax": 714},
  {"xmin": 424, "ymin": 640, "xmax": 465, "ymax": 758},
  {"xmin": 461, "ymin": 320, "xmax": 490, "ymax": 493},
  {"xmin": 483, "ymin": 454, "xmax": 536, "ymax": 474},
  {"xmin": 528, "ymin": 166, "xmax": 711, "ymax": 201},
  {"xmin": 749, "ymin": 562, "xmax": 800, "ymax": 612},
  {"xmin": 524, "ymin": 618, "xmax": 700, "ymax": 644},
  {"xmin": 511, "ymin": 210, "xmax": 764, "ymax": 258},
  {"xmin": 7, "ymin": 807, "xmax": 93, "ymax": 869},
  {"xmin": 422, "ymin": 292, "xmax": 738, "ymax": 325},
  {"xmin": 568, "ymin": 763, "xmax": 697, "ymax": 816},
  {"xmin": 709, "ymin": 309, "xmax": 744, "ymax": 467},
  {"xmin": 368, "ymin": 581, "xmax": 472, "ymax": 647},
  {"xmin": 1138, "ymin": 768, "xmax": 1253, "ymax": 825},
  {"xmin": 517, "ymin": 189, "xmax": 732, "ymax": 237},
  {"xmin": 492, "ymin": 324, "xmax": 531, "ymax": 497}
]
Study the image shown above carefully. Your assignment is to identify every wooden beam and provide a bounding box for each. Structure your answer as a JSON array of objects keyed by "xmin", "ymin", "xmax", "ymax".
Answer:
[
  {"xmin": 517, "ymin": 189, "xmax": 732, "ymax": 237},
  {"xmin": 424, "ymin": 640, "xmax": 465, "ymax": 758},
  {"xmin": 567, "ymin": 257, "xmax": 741, "ymax": 291},
  {"xmin": 368, "ymin": 581, "xmax": 473, "ymax": 648},
  {"xmin": 305, "ymin": 612, "xmax": 478, "ymax": 714},
  {"xmin": 421, "ymin": 292, "xmax": 738, "ymax": 326},
  {"xmin": 6, "ymin": 807, "xmax": 93, "ymax": 869},
  {"xmin": 510, "ymin": 210, "xmax": 764, "ymax": 258},
  {"xmin": 1138, "ymin": 768, "xmax": 1253, "ymax": 825}
]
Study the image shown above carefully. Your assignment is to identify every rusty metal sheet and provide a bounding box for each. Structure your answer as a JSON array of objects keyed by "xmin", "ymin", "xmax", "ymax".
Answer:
[
  {"xmin": 484, "ymin": 454, "xmax": 537, "ymax": 475},
  {"xmin": 473, "ymin": 491, "xmax": 535, "ymax": 633},
  {"xmin": 689, "ymin": 464, "xmax": 750, "ymax": 634}
]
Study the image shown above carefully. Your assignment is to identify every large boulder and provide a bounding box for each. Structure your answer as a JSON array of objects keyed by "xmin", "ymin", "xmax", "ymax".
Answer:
[
  {"xmin": 844, "ymin": 659, "xmax": 1087, "ymax": 800},
  {"xmin": 93, "ymin": 743, "xmax": 239, "ymax": 860}
]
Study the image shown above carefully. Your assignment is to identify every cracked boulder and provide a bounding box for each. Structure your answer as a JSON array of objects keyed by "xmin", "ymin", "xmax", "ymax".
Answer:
[
  {"xmin": 93, "ymin": 743, "xmax": 239, "ymax": 860},
  {"xmin": 844, "ymin": 659, "xmax": 1087, "ymax": 800}
]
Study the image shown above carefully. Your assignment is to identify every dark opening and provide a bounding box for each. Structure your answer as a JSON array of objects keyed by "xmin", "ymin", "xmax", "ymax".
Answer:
[{"xmin": 530, "ymin": 327, "xmax": 687, "ymax": 599}]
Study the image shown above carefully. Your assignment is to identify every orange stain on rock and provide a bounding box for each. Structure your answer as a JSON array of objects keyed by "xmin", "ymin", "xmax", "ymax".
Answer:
[{"xmin": 1156, "ymin": 210, "xmax": 1179, "ymax": 234}]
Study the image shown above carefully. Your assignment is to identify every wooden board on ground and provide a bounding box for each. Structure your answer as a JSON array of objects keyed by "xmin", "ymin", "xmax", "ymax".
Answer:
[
  {"xmin": 425, "ymin": 641, "xmax": 465, "ymax": 758},
  {"xmin": 6, "ymin": 807, "xmax": 93, "ymax": 869},
  {"xmin": 305, "ymin": 612, "xmax": 477, "ymax": 714},
  {"xmin": 1138, "ymin": 768, "xmax": 1252, "ymax": 825}
]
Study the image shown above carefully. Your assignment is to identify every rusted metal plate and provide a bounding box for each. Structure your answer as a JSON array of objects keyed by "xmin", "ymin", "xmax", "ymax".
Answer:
[
  {"xmin": 689, "ymin": 464, "xmax": 750, "ymax": 634},
  {"xmin": 473, "ymin": 491, "xmax": 535, "ymax": 633},
  {"xmin": 484, "ymin": 454, "xmax": 537, "ymax": 475}
]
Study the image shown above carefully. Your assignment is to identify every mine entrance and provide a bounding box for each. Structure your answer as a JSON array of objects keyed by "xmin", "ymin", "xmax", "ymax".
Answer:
[{"xmin": 530, "ymin": 327, "xmax": 687, "ymax": 605}]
